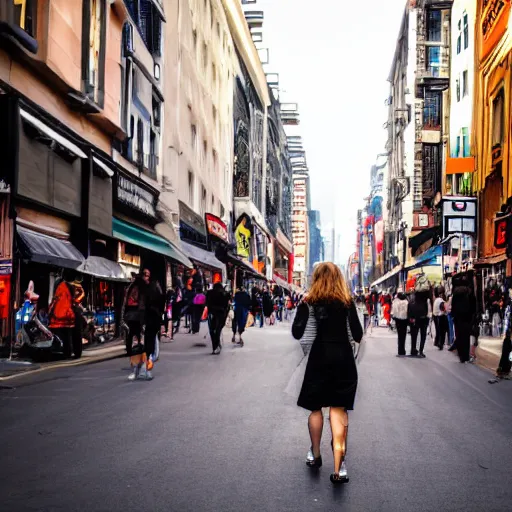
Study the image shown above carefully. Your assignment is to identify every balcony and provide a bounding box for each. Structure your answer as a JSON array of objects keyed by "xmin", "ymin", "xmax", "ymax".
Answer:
[
  {"xmin": 0, "ymin": 1, "xmax": 38, "ymax": 54},
  {"xmin": 280, "ymin": 103, "xmax": 300, "ymax": 126}
]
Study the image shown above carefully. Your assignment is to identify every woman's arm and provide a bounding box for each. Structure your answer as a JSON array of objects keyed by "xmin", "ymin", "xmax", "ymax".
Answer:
[
  {"xmin": 292, "ymin": 302, "xmax": 310, "ymax": 340},
  {"xmin": 348, "ymin": 301, "xmax": 364, "ymax": 343}
]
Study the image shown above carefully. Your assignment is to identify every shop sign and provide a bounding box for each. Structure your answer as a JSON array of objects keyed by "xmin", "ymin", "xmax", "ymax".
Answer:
[
  {"xmin": 480, "ymin": 0, "xmax": 511, "ymax": 61},
  {"xmin": 494, "ymin": 215, "xmax": 509, "ymax": 249},
  {"xmin": 235, "ymin": 217, "xmax": 251, "ymax": 258},
  {"xmin": 205, "ymin": 213, "xmax": 229, "ymax": 243},
  {"xmin": 117, "ymin": 175, "xmax": 157, "ymax": 219}
]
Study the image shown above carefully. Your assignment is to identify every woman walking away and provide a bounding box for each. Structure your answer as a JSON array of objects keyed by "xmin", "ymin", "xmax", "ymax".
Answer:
[
  {"xmin": 392, "ymin": 289, "xmax": 409, "ymax": 356},
  {"xmin": 292, "ymin": 263, "xmax": 363, "ymax": 484},
  {"xmin": 407, "ymin": 288, "xmax": 431, "ymax": 358},
  {"xmin": 206, "ymin": 283, "xmax": 229, "ymax": 354},
  {"xmin": 451, "ymin": 277, "xmax": 476, "ymax": 363},
  {"xmin": 232, "ymin": 287, "xmax": 251, "ymax": 346}
]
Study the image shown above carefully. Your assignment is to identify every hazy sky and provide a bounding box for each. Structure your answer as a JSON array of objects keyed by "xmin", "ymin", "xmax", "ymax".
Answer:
[{"xmin": 255, "ymin": 0, "xmax": 406, "ymax": 263}]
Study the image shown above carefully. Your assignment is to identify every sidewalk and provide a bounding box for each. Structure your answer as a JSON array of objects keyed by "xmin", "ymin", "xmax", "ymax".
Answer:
[{"xmin": 0, "ymin": 338, "xmax": 127, "ymax": 382}]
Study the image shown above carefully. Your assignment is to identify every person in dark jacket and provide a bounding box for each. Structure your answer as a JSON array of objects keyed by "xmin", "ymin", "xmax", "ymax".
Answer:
[
  {"xmin": 292, "ymin": 262, "xmax": 363, "ymax": 485},
  {"xmin": 142, "ymin": 269, "xmax": 164, "ymax": 379},
  {"xmin": 451, "ymin": 278, "xmax": 476, "ymax": 363},
  {"xmin": 122, "ymin": 274, "xmax": 146, "ymax": 356},
  {"xmin": 407, "ymin": 291, "xmax": 431, "ymax": 357},
  {"xmin": 206, "ymin": 283, "xmax": 230, "ymax": 354},
  {"xmin": 232, "ymin": 287, "xmax": 251, "ymax": 346}
]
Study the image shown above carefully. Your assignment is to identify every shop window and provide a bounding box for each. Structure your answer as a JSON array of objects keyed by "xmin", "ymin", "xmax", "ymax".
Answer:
[
  {"xmin": 492, "ymin": 90, "xmax": 505, "ymax": 147},
  {"xmin": 13, "ymin": 0, "xmax": 37, "ymax": 37},
  {"xmin": 462, "ymin": 70, "xmax": 468, "ymax": 97},
  {"xmin": 463, "ymin": 12, "xmax": 469, "ymax": 50},
  {"xmin": 427, "ymin": 10, "xmax": 442, "ymax": 42},
  {"xmin": 82, "ymin": 0, "xmax": 106, "ymax": 107},
  {"xmin": 188, "ymin": 171, "xmax": 195, "ymax": 206},
  {"xmin": 423, "ymin": 91, "xmax": 441, "ymax": 129}
]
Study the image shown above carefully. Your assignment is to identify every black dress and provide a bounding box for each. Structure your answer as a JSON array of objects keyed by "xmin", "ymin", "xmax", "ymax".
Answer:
[{"xmin": 292, "ymin": 300, "xmax": 363, "ymax": 411}]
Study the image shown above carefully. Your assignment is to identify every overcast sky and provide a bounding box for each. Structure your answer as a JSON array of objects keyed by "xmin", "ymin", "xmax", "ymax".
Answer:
[{"xmin": 255, "ymin": 0, "xmax": 406, "ymax": 263}]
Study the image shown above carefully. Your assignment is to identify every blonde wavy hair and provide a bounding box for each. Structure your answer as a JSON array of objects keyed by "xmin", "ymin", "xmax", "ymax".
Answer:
[{"xmin": 307, "ymin": 262, "xmax": 352, "ymax": 306}]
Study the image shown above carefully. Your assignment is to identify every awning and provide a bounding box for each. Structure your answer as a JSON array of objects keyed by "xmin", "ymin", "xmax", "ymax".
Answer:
[
  {"xmin": 77, "ymin": 256, "xmax": 130, "ymax": 282},
  {"xmin": 226, "ymin": 251, "xmax": 267, "ymax": 280},
  {"xmin": 181, "ymin": 242, "xmax": 226, "ymax": 272},
  {"xmin": 409, "ymin": 226, "xmax": 441, "ymax": 256},
  {"xmin": 92, "ymin": 156, "xmax": 114, "ymax": 177},
  {"xmin": 474, "ymin": 253, "xmax": 507, "ymax": 267},
  {"xmin": 273, "ymin": 274, "xmax": 291, "ymax": 290},
  {"xmin": 371, "ymin": 265, "xmax": 402, "ymax": 288},
  {"xmin": 406, "ymin": 245, "xmax": 442, "ymax": 270},
  {"xmin": 20, "ymin": 109, "xmax": 87, "ymax": 159},
  {"xmin": 113, "ymin": 218, "xmax": 193, "ymax": 268},
  {"xmin": 17, "ymin": 226, "xmax": 85, "ymax": 269}
]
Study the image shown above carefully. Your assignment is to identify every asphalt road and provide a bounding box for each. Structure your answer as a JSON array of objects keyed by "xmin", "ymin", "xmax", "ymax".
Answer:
[{"xmin": 1, "ymin": 323, "xmax": 511, "ymax": 512}]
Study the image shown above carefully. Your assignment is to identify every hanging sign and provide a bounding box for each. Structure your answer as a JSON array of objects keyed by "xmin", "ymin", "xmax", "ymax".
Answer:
[
  {"xmin": 235, "ymin": 215, "xmax": 251, "ymax": 258},
  {"xmin": 205, "ymin": 213, "xmax": 229, "ymax": 243},
  {"xmin": 116, "ymin": 174, "xmax": 157, "ymax": 219},
  {"xmin": 494, "ymin": 214, "xmax": 509, "ymax": 249}
]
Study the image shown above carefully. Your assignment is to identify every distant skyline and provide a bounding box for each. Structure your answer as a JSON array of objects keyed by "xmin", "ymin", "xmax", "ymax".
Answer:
[{"xmin": 255, "ymin": 0, "xmax": 406, "ymax": 263}]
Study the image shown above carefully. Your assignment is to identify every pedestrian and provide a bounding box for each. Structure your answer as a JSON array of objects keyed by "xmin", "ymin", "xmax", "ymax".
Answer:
[
  {"xmin": 206, "ymin": 282, "xmax": 230, "ymax": 355},
  {"xmin": 232, "ymin": 286, "xmax": 251, "ymax": 346},
  {"xmin": 292, "ymin": 262, "xmax": 363, "ymax": 484},
  {"xmin": 191, "ymin": 286, "xmax": 206, "ymax": 334},
  {"xmin": 451, "ymin": 277, "xmax": 476, "ymax": 363},
  {"xmin": 284, "ymin": 293, "xmax": 293, "ymax": 321},
  {"xmin": 121, "ymin": 273, "xmax": 146, "ymax": 356},
  {"xmin": 446, "ymin": 294, "xmax": 456, "ymax": 350},
  {"xmin": 262, "ymin": 286, "xmax": 274, "ymax": 325},
  {"xmin": 381, "ymin": 291, "xmax": 392, "ymax": 330},
  {"xmin": 433, "ymin": 286, "xmax": 448, "ymax": 350},
  {"xmin": 251, "ymin": 287, "xmax": 263, "ymax": 328},
  {"xmin": 407, "ymin": 284, "xmax": 431, "ymax": 358},
  {"xmin": 391, "ymin": 289, "xmax": 409, "ymax": 357},
  {"xmin": 142, "ymin": 269, "xmax": 164, "ymax": 380}
]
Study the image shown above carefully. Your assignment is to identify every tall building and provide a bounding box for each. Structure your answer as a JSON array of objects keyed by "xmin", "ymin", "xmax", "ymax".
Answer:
[
  {"xmin": 308, "ymin": 210, "xmax": 323, "ymax": 275},
  {"xmin": 382, "ymin": 0, "xmax": 452, "ymax": 288}
]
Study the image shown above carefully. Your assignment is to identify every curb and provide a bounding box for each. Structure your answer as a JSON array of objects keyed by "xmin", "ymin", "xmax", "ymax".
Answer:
[{"xmin": 0, "ymin": 349, "xmax": 126, "ymax": 383}]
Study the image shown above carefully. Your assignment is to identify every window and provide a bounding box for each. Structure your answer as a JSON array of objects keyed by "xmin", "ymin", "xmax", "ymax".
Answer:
[
  {"xmin": 455, "ymin": 135, "xmax": 461, "ymax": 158},
  {"xmin": 423, "ymin": 91, "xmax": 441, "ymax": 129},
  {"xmin": 462, "ymin": 70, "xmax": 468, "ymax": 97},
  {"xmin": 193, "ymin": 30, "xmax": 197, "ymax": 51},
  {"xmin": 427, "ymin": 46, "xmax": 441, "ymax": 77},
  {"xmin": 82, "ymin": 0, "xmax": 107, "ymax": 106},
  {"xmin": 212, "ymin": 63, "xmax": 217, "ymax": 87},
  {"xmin": 457, "ymin": 19, "xmax": 461, "ymax": 54},
  {"xmin": 188, "ymin": 171, "xmax": 194, "ymax": 205},
  {"xmin": 217, "ymin": 22, "xmax": 220, "ymax": 38},
  {"xmin": 212, "ymin": 106, "xmax": 217, "ymax": 124},
  {"xmin": 492, "ymin": 90, "xmax": 505, "ymax": 146},
  {"xmin": 191, "ymin": 124, "xmax": 197, "ymax": 149},
  {"xmin": 200, "ymin": 185, "xmax": 207, "ymax": 215},
  {"xmin": 203, "ymin": 140, "xmax": 207, "ymax": 156},
  {"xmin": 456, "ymin": 78, "xmax": 460, "ymax": 102},
  {"xmin": 203, "ymin": 43, "xmax": 208, "ymax": 72},
  {"xmin": 13, "ymin": 0, "xmax": 37, "ymax": 37},
  {"xmin": 152, "ymin": 95, "xmax": 161, "ymax": 128},
  {"xmin": 149, "ymin": 130, "xmax": 157, "ymax": 179},
  {"xmin": 212, "ymin": 149, "xmax": 218, "ymax": 171},
  {"xmin": 462, "ymin": 127, "xmax": 470, "ymax": 157},
  {"xmin": 126, "ymin": 0, "xmax": 162, "ymax": 56},
  {"xmin": 463, "ymin": 13, "xmax": 469, "ymax": 50},
  {"xmin": 220, "ymin": 203, "xmax": 225, "ymax": 219},
  {"xmin": 211, "ymin": 194, "xmax": 215, "ymax": 211},
  {"xmin": 427, "ymin": 10, "xmax": 442, "ymax": 42},
  {"xmin": 136, "ymin": 118, "xmax": 144, "ymax": 168}
]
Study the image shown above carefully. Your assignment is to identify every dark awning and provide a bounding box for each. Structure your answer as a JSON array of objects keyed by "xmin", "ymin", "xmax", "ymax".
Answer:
[
  {"xmin": 17, "ymin": 226, "xmax": 85, "ymax": 269},
  {"xmin": 77, "ymin": 256, "xmax": 130, "ymax": 282},
  {"xmin": 181, "ymin": 242, "xmax": 226, "ymax": 272},
  {"xmin": 409, "ymin": 226, "xmax": 441, "ymax": 256},
  {"xmin": 226, "ymin": 251, "xmax": 267, "ymax": 281}
]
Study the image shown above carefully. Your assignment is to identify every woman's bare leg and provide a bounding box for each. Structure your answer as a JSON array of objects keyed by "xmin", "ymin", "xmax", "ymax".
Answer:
[
  {"xmin": 329, "ymin": 407, "xmax": 349, "ymax": 473},
  {"xmin": 308, "ymin": 410, "xmax": 323, "ymax": 458}
]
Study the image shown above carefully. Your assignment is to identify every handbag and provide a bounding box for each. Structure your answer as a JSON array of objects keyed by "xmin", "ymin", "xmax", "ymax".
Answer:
[{"xmin": 246, "ymin": 312, "xmax": 255, "ymax": 328}]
